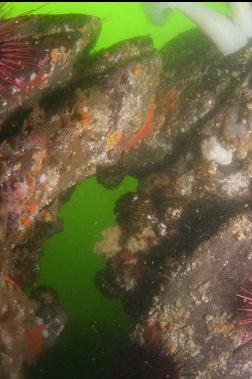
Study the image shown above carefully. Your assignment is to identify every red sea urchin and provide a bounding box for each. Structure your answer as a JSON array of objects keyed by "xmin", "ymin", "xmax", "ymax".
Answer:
[
  {"xmin": 106, "ymin": 322, "xmax": 184, "ymax": 379},
  {"xmin": 236, "ymin": 278, "xmax": 252, "ymax": 342},
  {"xmin": 0, "ymin": 3, "xmax": 36, "ymax": 97},
  {"xmin": 106, "ymin": 342, "xmax": 181, "ymax": 379}
]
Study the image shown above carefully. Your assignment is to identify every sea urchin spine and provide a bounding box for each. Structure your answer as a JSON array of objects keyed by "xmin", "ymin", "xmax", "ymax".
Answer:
[
  {"xmin": 236, "ymin": 278, "xmax": 252, "ymax": 342},
  {"xmin": 0, "ymin": 3, "xmax": 36, "ymax": 97}
]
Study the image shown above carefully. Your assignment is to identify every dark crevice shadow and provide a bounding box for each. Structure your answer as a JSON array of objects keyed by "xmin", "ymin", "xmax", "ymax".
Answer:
[{"xmin": 27, "ymin": 320, "xmax": 133, "ymax": 379}]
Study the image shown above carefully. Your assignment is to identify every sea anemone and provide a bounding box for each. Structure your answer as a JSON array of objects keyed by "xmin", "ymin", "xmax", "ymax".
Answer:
[
  {"xmin": 144, "ymin": 2, "xmax": 252, "ymax": 55},
  {"xmin": 0, "ymin": 3, "xmax": 36, "ymax": 97}
]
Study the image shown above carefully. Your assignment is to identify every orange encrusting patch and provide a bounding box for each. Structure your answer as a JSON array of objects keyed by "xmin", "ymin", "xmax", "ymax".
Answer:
[
  {"xmin": 25, "ymin": 324, "xmax": 45, "ymax": 360},
  {"xmin": 107, "ymin": 131, "xmax": 124, "ymax": 150},
  {"xmin": 28, "ymin": 204, "xmax": 38, "ymax": 215},
  {"xmin": 81, "ymin": 110, "xmax": 94, "ymax": 129},
  {"xmin": 50, "ymin": 48, "xmax": 59, "ymax": 64},
  {"xmin": 161, "ymin": 89, "xmax": 180, "ymax": 111},
  {"xmin": 4, "ymin": 275, "xmax": 22, "ymax": 292},
  {"xmin": 125, "ymin": 102, "xmax": 156, "ymax": 151},
  {"xmin": 24, "ymin": 71, "xmax": 48, "ymax": 93},
  {"xmin": 22, "ymin": 217, "xmax": 33, "ymax": 228},
  {"xmin": 133, "ymin": 63, "xmax": 142, "ymax": 78}
]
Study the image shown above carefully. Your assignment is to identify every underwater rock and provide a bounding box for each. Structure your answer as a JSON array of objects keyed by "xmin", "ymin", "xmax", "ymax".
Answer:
[
  {"xmin": 0, "ymin": 14, "xmax": 101, "ymax": 133},
  {"xmin": 2, "ymin": 8, "xmax": 252, "ymax": 378},
  {"xmin": 0, "ymin": 283, "xmax": 35, "ymax": 379},
  {"xmin": 0, "ymin": 280, "xmax": 66, "ymax": 379},
  {"xmin": 97, "ymin": 202, "xmax": 252, "ymax": 377},
  {"xmin": 0, "ymin": 31, "xmax": 161, "ymax": 379},
  {"xmin": 131, "ymin": 212, "xmax": 252, "ymax": 378},
  {"xmin": 99, "ymin": 41, "xmax": 252, "ymax": 288},
  {"xmin": 9, "ymin": 199, "xmax": 63, "ymax": 289},
  {"xmin": 0, "ymin": 46, "xmax": 162, "ymax": 273},
  {"xmin": 80, "ymin": 36, "xmax": 156, "ymax": 78},
  {"xmin": 31, "ymin": 286, "xmax": 67, "ymax": 351},
  {"xmin": 96, "ymin": 129, "xmax": 252, "ymax": 303},
  {"xmin": 97, "ymin": 29, "xmax": 252, "ymax": 185},
  {"xmin": 94, "ymin": 32, "xmax": 252, "ymax": 373}
]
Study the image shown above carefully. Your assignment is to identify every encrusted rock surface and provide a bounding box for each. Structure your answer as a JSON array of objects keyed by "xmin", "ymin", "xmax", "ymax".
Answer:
[
  {"xmin": 94, "ymin": 31, "xmax": 252, "ymax": 378},
  {"xmin": 0, "ymin": 14, "xmax": 102, "ymax": 133},
  {"xmin": 2, "ymin": 11, "xmax": 252, "ymax": 379}
]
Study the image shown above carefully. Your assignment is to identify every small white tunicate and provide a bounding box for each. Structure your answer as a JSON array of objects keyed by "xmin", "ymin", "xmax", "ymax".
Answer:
[
  {"xmin": 158, "ymin": 223, "xmax": 167, "ymax": 237},
  {"xmin": 42, "ymin": 329, "xmax": 49, "ymax": 339},
  {"xmin": 35, "ymin": 317, "xmax": 44, "ymax": 325},
  {"xmin": 30, "ymin": 72, "xmax": 37, "ymax": 82},
  {"xmin": 39, "ymin": 174, "xmax": 47, "ymax": 184},
  {"xmin": 201, "ymin": 136, "xmax": 233, "ymax": 165},
  {"xmin": 50, "ymin": 114, "xmax": 60, "ymax": 124}
]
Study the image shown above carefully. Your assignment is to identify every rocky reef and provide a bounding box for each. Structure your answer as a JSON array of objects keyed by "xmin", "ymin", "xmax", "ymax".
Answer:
[
  {"xmin": 95, "ymin": 29, "xmax": 252, "ymax": 379},
  {"xmin": 1, "ymin": 5, "xmax": 252, "ymax": 379}
]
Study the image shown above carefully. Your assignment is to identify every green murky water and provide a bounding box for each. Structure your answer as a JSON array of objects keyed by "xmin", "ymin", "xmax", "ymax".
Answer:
[
  {"xmin": 12, "ymin": 2, "xmax": 228, "ymax": 378},
  {"xmin": 32, "ymin": 177, "xmax": 138, "ymax": 378}
]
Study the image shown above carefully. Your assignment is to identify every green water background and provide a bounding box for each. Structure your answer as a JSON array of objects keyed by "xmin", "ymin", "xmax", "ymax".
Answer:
[{"xmin": 11, "ymin": 2, "xmax": 228, "ymax": 378}]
